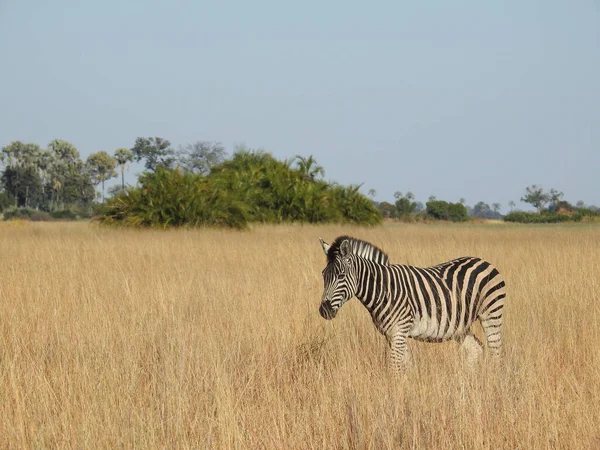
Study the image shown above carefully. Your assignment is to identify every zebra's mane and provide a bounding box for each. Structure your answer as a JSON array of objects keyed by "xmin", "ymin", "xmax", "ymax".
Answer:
[{"xmin": 327, "ymin": 235, "xmax": 389, "ymax": 265}]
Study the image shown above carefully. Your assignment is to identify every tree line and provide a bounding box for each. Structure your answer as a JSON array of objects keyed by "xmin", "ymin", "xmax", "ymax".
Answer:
[
  {"xmin": 1, "ymin": 137, "xmax": 598, "ymax": 225},
  {"xmin": 0, "ymin": 138, "xmax": 382, "ymax": 227},
  {"xmin": 372, "ymin": 185, "xmax": 599, "ymax": 223}
]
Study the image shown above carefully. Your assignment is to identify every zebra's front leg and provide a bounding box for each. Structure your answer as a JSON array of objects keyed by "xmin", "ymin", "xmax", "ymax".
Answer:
[{"xmin": 387, "ymin": 328, "xmax": 411, "ymax": 374}]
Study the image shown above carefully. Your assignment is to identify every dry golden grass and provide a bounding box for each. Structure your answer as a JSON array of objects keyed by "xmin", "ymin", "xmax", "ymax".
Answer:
[{"xmin": 1, "ymin": 221, "xmax": 599, "ymax": 449}]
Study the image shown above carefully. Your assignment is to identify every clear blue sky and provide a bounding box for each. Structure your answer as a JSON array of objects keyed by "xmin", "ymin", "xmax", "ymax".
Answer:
[{"xmin": 1, "ymin": 0, "xmax": 598, "ymax": 210}]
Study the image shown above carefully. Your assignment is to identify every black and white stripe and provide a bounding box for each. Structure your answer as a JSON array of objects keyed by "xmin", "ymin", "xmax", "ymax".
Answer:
[{"xmin": 318, "ymin": 236, "xmax": 506, "ymax": 371}]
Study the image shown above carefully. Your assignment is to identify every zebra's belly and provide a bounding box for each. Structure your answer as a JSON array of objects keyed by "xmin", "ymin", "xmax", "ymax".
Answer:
[{"xmin": 408, "ymin": 314, "xmax": 456, "ymax": 342}]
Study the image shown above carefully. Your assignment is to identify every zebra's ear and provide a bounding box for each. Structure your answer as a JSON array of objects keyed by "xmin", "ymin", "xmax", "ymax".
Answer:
[
  {"xmin": 319, "ymin": 238, "xmax": 330, "ymax": 256},
  {"xmin": 339, "ymin": 239, "xmax": 351, "ymax": 257}
]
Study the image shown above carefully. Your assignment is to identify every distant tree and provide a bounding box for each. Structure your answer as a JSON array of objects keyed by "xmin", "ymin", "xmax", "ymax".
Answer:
[
  {"xmin": 547, "ymin": 188, "xmax": 564, "ymax": 212},
  {"xmin": 520, "ymin": 185, "xmax": 549, "ymax": 213},
  {"xmin": 377, "ymin": 201, "xmax": 397, "ymax": 218},
  {"xmin": 459, "ymin": 197, "xmax": 466, "ymax": 205},
  {"xmin": 37, "ymin": 150, "xmax": 54, "ymax": 203},
  {"xmin": 48, "ymin": 139, "xmax": 78, "ymax": 163},
  {"xmin": 472, "ymin": 201, "xmax": 492, "ymax": 218},
  {"xmin": 47, "ymin": 139, "xmax": 93, "ymax": 209},
  {"xmin": 394, "ymin": 191, "xmax": 419, "ymax": 216},
  {"xmin": 428, "ymin": 195, "xmax": 437, "ymax": 202},
  {"xmin": 107, "ymin": 184, "xmax": 128, "ymax": 198},
  {"xmin": 294, "ymin": 155, "xmax": 324, "ymax": 181},
  {"xmin": 131, "ymin": 137, "xmax": 174, "ymax": 172},
  {"xmin": 426, "ymin": 200, "xmax": 468, "ymax": 221},
  {"xmin": 0, "ymin": 141, "xmax": 42, "ymax": 207},
  {"xmin": 492, "ymin": 203, "xmax": 501, "ymax": 215},
  {"xmin": 508, "ymin": 200, "xmax": 516, "ymax": 212},
  {"xmin": 576, "ymin": 200, "xmax": 585, "ymax": 209},
  {"xmin": 114, "ymin": 148, "xmax": 134, "ymax": 191},
  {"xmin": 555, "ymin": 200, "xmax": 575, "ymax": 212},
  {"xmin": 367, "ymin": 188, "xmax": 377, "ymax": 198},
  {"xmin": 86, "ymin": 151, "xmax": 117, "ymax": 202},
  {"xmin": 176, "ymin": 141, "xmax": 227, "ymax": 175}
]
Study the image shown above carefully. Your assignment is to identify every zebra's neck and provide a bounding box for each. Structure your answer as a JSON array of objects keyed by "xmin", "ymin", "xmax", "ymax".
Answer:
[{"xmin": 353, "ymin": 257, "xmax": 392, "ymax": 315}]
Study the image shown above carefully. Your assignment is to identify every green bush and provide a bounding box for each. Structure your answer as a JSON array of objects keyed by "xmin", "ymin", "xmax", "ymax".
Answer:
[
  {"xmin": 572, "ymin": 209, "xmax": 600, "ymax": 222},
  {"xmin": 426, "ymin": 200, "xmax": 468, "ymax": 222},
  {"xmin": 2, "ymin": 207, "xmax": 52, "ymax": 221},
  {"xmin": 99, "ymin": 151, "xmax": 382, "ymax": 229},
  {"xmin": 503, "ymin": 212, "xmax": 571, "ymax": 223},
  {"xmin": 50, "ymin": 209, "xmax": 79, "ymax": 220},
  {"xmin": 0, "ymin": 192, "xmax": 12, "ymax": 212},
  {"xmin": 101, "ymin": 168, "xmax": 250, "ymax": 229}
]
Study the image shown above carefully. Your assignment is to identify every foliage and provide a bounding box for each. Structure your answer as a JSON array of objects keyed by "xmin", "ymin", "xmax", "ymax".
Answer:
[
  {"xmin": 114, "ymin": 148, "xmax": 134, "ymax": 191},
  {"xmin": 471, "ymin": 201, "xmax": 502, "ymax": 219},
  {"xmin": 504, "ymin": 209, "xmax": 600, "ymax": 224},
  {"xmin": 100, "ymin": 151, "xmax": 382, "ymax": 229},
  {"xmin": 86, "ymin": 151, "xmax": 117, "ymax": 201},
  {"xmin": 520, "ymin": 185, "xmax": 550, "ymax": 212},
  {"xmin": 377, "ymin": 201, "xmax": 398, "ymax": 218},
  {"xmin": 0, "ymin": 141, "xmax": 44, "ymax": 208},
  {"xmin": 131, "ymin": 137, "xmax": 175, "ymax": 172},
  {"xmin": 395, "ymin": 191, "xmax": 419, "ymax": 216},
  {"xmin": 426, "ymin": 200, "xmax": 468, "ymax": 222},
  {"xmin": 46, "ymin": 139, "xmax": 96, "ymax": 210},
  {"xmin": 1, "ymin": 166, "xmax": 43, "ymax": 208},
  {"xmin": 572, "ymin": 209, "xmax": 600, "ymax": 222},
  {"xmin": 1, "ymin": 139, "xmax": 96, "ymax": 212},
  {"xmin": 294, "ymin": 155, "xmax": 324, "ymax": 181},
  {"xmin": 504, "ymin": 211, "xmax": 571, "ymax": 223},
  {"xmin": 2, "ymin": 206, "xmax": 96, "ymax": 222},
  {"xmin": 377, "ymin": 191, "xmax": 424, "ymax": 220},
  {"xmin": 208, "ymin": 150, "xmax": 380, "ymax": 225},
  {"xmin": 0, "ymin": 192, "xmax": 11, "ymax": 211},
  {"xmin": 176, "ymin": 141, "xmax": 228, "ymax": 175},
  {"xmin": 101, "ymin": 168, "xmax": 250, "ymax": 229},
  {"xmin": 547, "ymin": 188, "xmax": 564, "ymax": 212},
  {"xmin": 2, "ymin": 207, "xmax": 52, "ymax": 221}
]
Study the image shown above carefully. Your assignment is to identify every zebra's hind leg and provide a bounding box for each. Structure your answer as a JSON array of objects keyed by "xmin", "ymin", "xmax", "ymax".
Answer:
[
  {"xmin": 455, "ymin": 333, "xmax": 483, "ymax": 367},
  {"xmin": 480, "ymin": 313, "xmax": 503, "ymax": 358}
]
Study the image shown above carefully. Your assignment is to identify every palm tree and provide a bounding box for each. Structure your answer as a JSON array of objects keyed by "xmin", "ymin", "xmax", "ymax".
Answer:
[
  {"xmin": 114, "ymin": 148, "xmax": 133, "ymax": 191},
  {"xmin": 86, "ymin": 151, "xmax": 117, "ymax": 202},
  {"xmin": 508, "ymin": 200, "xmax": 516, "ymax": 212},
  {"xmin": 294, "ymin": 155, "xmax": 324, "ymax": 181}
]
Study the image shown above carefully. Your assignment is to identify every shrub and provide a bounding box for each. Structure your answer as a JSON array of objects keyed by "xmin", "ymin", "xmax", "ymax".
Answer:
[
  {"xmin": 504, "ymin": 212, "xmax": 571, "ymax": 223},
  {"xmin": 3, "ymin": 207, "xmax": 52, "ymax": 221},
  {"xmin": 50, "ymin": 209, "xmax": 79, "ymax": 220},
  {"xmin": 100, "ymin": 168, "xmax": 250, "ymax": 229},
  {"xmin": 426, "ymin": 200, "xmax": 468, "ymax": 222},
  {"xmin": 0, "ymin": 192, "xmax": 12, "ymax": 212},
  {"xmin": 572, "ymin": 209, "xmax": 600, "ymax": 222},
  {"xmin": 99, "ymin": 151, "xmax": 383, "ymax": 229}
]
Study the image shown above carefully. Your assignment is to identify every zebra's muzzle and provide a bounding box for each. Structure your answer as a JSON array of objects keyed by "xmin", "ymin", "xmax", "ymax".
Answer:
[{"xmin": 319, "ymin": 302, "xmax": 337, "ymax": 320}]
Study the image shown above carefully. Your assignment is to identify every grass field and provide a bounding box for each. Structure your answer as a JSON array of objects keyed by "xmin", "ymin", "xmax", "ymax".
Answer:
[{"xmin": 1, "ymin": 221, "xmax": 599, "ymax": 449}]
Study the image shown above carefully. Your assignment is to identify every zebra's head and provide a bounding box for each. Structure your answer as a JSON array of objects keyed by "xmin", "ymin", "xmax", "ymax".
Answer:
[{"xmin": 318, "ymin": 237, "xmax": 358, "ymax": 320}]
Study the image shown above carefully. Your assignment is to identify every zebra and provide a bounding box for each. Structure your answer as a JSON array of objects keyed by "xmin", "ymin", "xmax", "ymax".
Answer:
[{"xmin": 318, "ymin": 235, "xmax": 506, "ymax": 371}]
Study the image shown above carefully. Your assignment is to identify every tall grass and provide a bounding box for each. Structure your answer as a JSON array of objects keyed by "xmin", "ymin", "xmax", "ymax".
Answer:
[{"xmin": 0, "ymin": 222, "xmax": 599, "ymax": 449}]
